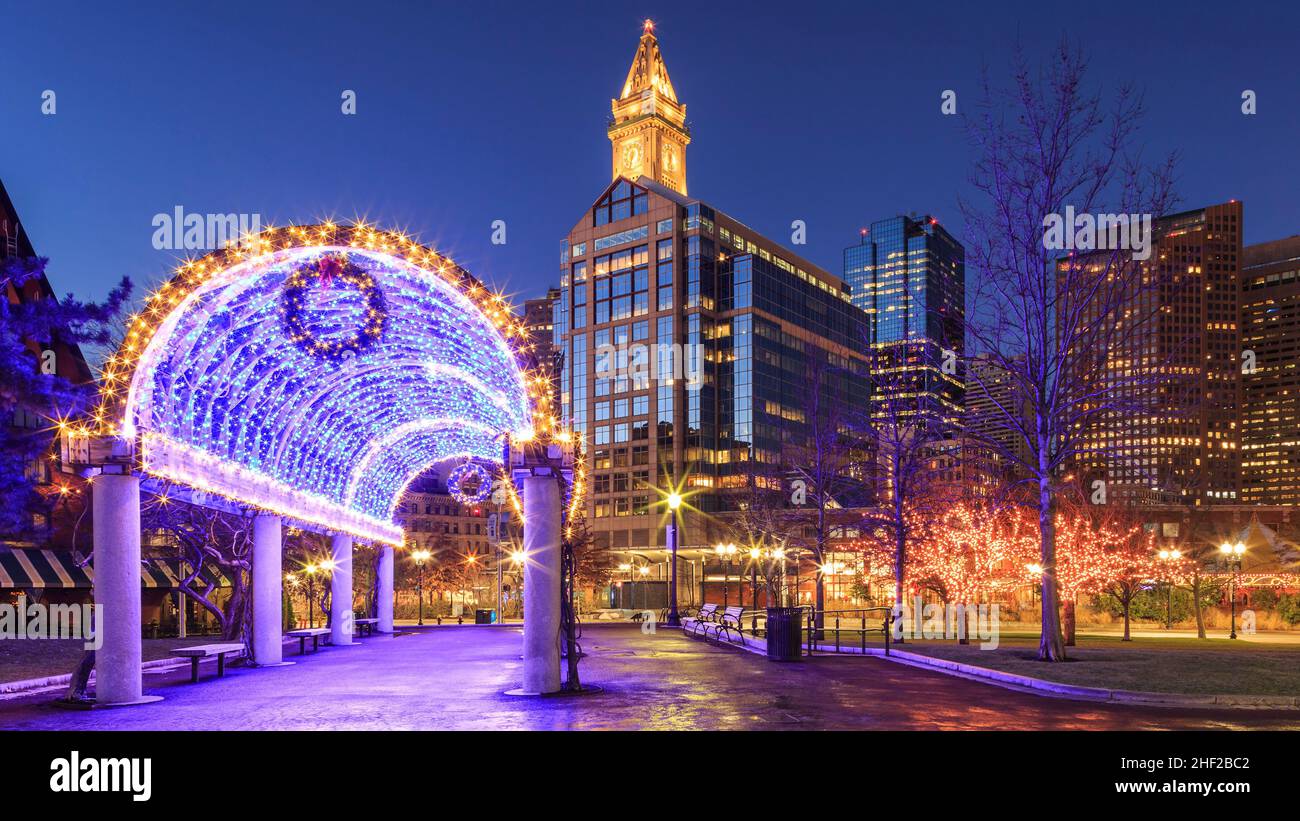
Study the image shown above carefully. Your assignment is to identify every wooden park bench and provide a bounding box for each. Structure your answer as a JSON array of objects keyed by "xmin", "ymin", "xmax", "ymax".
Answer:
[
  {"xmin": 170, "ymin": 643, "xmax": 244, "ymax": 683},
  {"xmin": 352, "ymin": 618, "xmax": 378, "ymax": 638},
  {"xmin": 286, "ymin": 627, "xmax": 330, "ymax": 655}
]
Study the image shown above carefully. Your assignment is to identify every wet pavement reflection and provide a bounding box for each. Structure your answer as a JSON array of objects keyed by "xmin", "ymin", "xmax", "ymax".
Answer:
[{"xmin": 2, "ymin": 624, "xmax": 1297, "ymax": 730}]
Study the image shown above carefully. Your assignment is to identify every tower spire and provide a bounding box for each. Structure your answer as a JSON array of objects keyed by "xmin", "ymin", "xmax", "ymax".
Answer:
[{"xmin": 609, "ymin": 19, "xmax": 690, "ymax": 194}]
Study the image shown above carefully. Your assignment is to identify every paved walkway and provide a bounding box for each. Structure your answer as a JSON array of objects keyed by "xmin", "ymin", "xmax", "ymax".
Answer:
[{"xmin": 1, "ymin": 625, "xmax": 1297, "ymax": 730}]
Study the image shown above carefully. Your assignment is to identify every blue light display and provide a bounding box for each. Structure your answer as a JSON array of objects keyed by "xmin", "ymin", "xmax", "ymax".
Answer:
[{"xmin": 97, "ymin": 224, "xmax": 544, "ymax": 544}]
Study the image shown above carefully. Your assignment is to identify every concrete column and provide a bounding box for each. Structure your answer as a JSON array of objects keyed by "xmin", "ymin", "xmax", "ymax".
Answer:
[
  {"xmin": 252, "ymin": 514, "xmax": 283, "ymax": 665},
  {"xmin": 376, "ymin": 544, "xmax": 394, "ymax": 633},
  {"xmin": 330, "ymin": 534, "xmax": 355, "ymax": 646},
  {"xmin": 92, "ymin": 472, "xmax": 143, "ymax": 704},
  {"xmin": 522, "ymin": 476, "xmax": 562, "ymax": 694}
]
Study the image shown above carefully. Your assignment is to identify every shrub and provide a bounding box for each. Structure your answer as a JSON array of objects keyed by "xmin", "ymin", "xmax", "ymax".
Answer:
[
  {"xmin": 1277, "ymin": 593, "xmax": 1300, "ymax": 626},
  {"xmin": 1249, "ymin": 588, "xmax": 1279, "ymax": 610}
]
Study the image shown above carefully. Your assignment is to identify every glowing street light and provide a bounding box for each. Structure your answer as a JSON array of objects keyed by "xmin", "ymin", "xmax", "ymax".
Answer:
[
  {"xmin": 1219, "ymin": 541, "xmax": 1246, "ymax": 639},
  {"xmin": 664, "ymin": 489, "xmax": 684, "ymax": 626},
  {"xmin": 714, "ymin": 543, "xmax": 738, "ymax": 608},
  {"xmin": 412, "ymin": 549, "xmax": 433, "ymax": 626}
]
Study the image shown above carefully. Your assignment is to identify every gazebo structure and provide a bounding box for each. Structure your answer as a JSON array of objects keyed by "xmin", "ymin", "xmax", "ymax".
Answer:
[{"xmin": 64, "ymin": 223, "xmax": 571, "ymax": 704}]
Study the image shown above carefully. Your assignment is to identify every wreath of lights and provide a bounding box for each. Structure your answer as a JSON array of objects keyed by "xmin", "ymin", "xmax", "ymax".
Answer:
[
  {"xmin": 281, "ymin": 253, "xmax": 388, "ymax": 362},
  {"xmin": 447, "ymin": 461, "xmax": 493, "ymax": 504},
  {"xmin": 88, "ymin": 221, "xmax": 577, "ymax": 547}
]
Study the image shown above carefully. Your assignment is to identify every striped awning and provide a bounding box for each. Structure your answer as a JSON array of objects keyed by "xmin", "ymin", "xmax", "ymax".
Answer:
[
  {"xmin": 0, "ymin": 549, "xmax": 93, "ymax": 588},
  {"xmin": 0, "ymin": 549, "xmax": 229, "ymax": 589}
]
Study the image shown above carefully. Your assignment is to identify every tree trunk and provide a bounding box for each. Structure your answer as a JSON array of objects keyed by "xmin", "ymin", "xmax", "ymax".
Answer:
[
  {"xmin": 893, "ymin": 496, "xmax": 907, "ymax": 643},
  {"xmin": 1037, "ymin": 467, "xmax": 1066, "ymax": 661},
  {"xmin": 813, "ymin": 571, "xmax": 826, "ymax": 641},
  {"xmin": 1122, "ymin": 596, "xmax": 1132, "ymax": 641},
  {"xmin": 813, "ymin": 507, "xmax": 827, "ymax": 638},
  {"xmin": 223, "ymin": 570, "xmax": 249, "ymax": 641},
  {"xmin": 1063, "ymin": 597, "xmax": 1076, "ymax": 646},
  {"xmin": 62, "ymin": 650, "xmax": 95, "ymax": 703},
  {"xmin": 1192, "ymin": 571, "xmax": 1207, "ymax": 639}
]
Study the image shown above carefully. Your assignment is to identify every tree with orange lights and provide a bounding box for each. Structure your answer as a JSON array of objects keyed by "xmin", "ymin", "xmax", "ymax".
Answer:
[
  {"xmin": 1052, "ymin": 508, "xmax": 1165, "ymax": 642},
  {"xmin": 909, "ymin": 502, "xmax": 1037, "ymax": 642}
]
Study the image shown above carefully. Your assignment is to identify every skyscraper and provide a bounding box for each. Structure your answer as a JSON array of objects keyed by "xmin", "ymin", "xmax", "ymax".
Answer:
[
  {"xmin": 963, "ymin": 353, "xmax": 1031, "ymax": 487},
  {"xmin": 843, "ymin": 215, "xmax": 965, "ymax": 429},
  {"xmin": 1072, "ymin": 201, "xmax": 1242, "ymax": 506},
  {"xmin": 1240, "ymin": 235, "xmax": 1300, "ymax": 505},
  {"xmin": 554, "ymin": 23, "xmax": 870, "ymax": 555}
]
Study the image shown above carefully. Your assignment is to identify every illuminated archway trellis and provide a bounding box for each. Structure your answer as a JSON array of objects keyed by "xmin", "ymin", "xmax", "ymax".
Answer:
[{"xmin": 93, "ymin": 222, "xmax": 562, "ymax": 545}]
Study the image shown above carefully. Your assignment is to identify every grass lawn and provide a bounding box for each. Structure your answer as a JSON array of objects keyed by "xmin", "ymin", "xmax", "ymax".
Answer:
[
  {"xmin": 0, "ymin": 638, "xmax": 219, "ymax": 685},
  {"xmin": 892, "ymin": 632, "xmax": 1300, "ymax": 696}
]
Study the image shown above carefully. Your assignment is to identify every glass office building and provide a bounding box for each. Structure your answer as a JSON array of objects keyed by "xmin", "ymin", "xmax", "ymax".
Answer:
[
  {"xmin": 557, "ymin": 179, "xmax": 870, "ymax": 551},
  {"xmin": 843, "ymin": 215, "xmax": 965, "ymax": 430}
]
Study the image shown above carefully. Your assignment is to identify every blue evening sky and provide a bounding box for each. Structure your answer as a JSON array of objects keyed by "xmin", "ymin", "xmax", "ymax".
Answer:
[{"xmin": 2, "ymin": 0, "xmax": 1297, "ymax": 318}]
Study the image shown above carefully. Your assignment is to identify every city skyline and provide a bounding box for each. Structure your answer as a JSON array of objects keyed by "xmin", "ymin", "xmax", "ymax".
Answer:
[
  {"xmin": 4, "ymin": 2, "xmax": 1300, "ymax": 770},
  {"xmin": 3, "ymin": 0, "xmax": 1298, "ymax": 321}
]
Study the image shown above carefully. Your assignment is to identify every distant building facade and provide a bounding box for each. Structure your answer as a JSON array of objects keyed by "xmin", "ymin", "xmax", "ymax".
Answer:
[
  {"xmin": 843, "ymin": 214, "xmax": 965, "ymax": 430},
  {"xmin": 552, "ymin": 23, "xmax": 870, "ymax": 556},
  {"xmin": 1240, "ymin": 235, "xmax": 1300, "ymax": 505},
  {"xmin": 1072, "ymin": 201, "xmax": 1243, "ymax": 506}
]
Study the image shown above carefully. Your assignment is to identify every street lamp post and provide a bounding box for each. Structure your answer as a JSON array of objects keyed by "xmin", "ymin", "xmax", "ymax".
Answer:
[
  {"xmin": 304, "ymin": 563, "xmax": 319, "ymax": 628},
  {"xmin": 1219, "ymin": 541, "xmax": 1246, "ymax": 640},
  {"xmin": 749, "ymin": 547, "xmax": 761, "ymax": 609},
  {"xmin": 714, "ymin": 543, "xmax": 737, "ymax": 608},
  {"xmin": 637, "ymin": 564, "xmax": 650, "ymax": 610},
  {"xmin": 1157, "ymin": 549, "xmax": 1182, "ymax": 630},
  {"xmin": 665, "ymin": 492, "xmax": 682, "ymax": 625},
  {"xmin": 412, "ymin": 549, "xmax": 432, "ymax": 626}
]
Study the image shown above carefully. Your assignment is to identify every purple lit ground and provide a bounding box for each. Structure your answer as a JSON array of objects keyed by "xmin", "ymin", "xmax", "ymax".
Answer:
[{"xmin": 1, "ymin": 624, "xmax": 1297, "ymax": 730}]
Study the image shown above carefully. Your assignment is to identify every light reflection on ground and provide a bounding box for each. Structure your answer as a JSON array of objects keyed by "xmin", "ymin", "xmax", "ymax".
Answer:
[{"xmin": 1, "ymin": 624, "xmax": 1297, "ymax": 730}]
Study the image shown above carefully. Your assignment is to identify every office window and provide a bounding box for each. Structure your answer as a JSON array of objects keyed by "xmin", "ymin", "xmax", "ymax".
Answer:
[{"xmin": 593, "ymin": 180, "xmax": 649, "ymax": 227}]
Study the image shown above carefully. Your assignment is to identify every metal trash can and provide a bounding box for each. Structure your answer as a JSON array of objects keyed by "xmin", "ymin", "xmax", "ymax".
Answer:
[
  {"xmin": 475, "ymin": 609, "xmax": 496, "ymax": 625},
  {"xmin": 765, "ymin": 607, "xmax": 803, "ymax": 661}
]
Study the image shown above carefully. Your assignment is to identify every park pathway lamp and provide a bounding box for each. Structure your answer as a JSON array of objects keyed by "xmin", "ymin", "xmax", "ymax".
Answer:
[
  {"xmin": 665, "ymin": 491, "xmax": 683, "ymax": 625},
  {"xmin": 412, "ymin": 549, "xmax": 433, "ymax": 626},
  {"xmin": 304, "ymin": 563, "xmax": 320, "ymax": 628},
  {"xmin": 1157, "ymin": 549, "xmax": 1182, "ymax": 630},
  {"xmin": 714, "ymin": 543, "xmax": 737, "ymax": 607},
  {"xmin": 464, "ymin": 554, "xmax": 479, "ymax": 614},
  {"xmin": 638, "ymin": 564, "xmax": 651, "ymax": 610},
  {"xmin": 1219, "ymin": 541, "xmax": 1246, "ymax": 639},
  {"xmin": 749, "ymin": 547, "xmax": 761, "ymax": 609}
]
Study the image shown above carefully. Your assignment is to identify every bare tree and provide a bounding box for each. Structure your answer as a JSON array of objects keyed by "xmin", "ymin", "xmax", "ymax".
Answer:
[
  {"xmin": 727, "ymin": 446, "xmax": 794, "ymax": 608},
  {"xmin": 856, "ymin": 345, "xmax": 958, "ymax": 639},
  {"xmin": 782, "ymin": 358, "xmax": 868, "ymax": 632},
  {"xmin": 128, "ymin": 485, "xmax": 253, "ymax": 641},
  {"xmin": 960, "ymin": 40, "xmax": 1176, "ymax": 660}
]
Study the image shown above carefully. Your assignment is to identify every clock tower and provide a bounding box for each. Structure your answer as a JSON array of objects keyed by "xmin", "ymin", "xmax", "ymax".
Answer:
[{"xmin": 609, "ymin": 19, "xmax": 690, "ymax": 195}]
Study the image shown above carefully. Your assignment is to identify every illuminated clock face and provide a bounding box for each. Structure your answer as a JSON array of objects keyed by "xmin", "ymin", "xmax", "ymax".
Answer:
[
  {"xmin": 622, "ymin": 141, "xmax": 642, "ymax": 170},
  {"xmin": 662, "ymin": 145, "xmax": 676, "ymax": 171}
]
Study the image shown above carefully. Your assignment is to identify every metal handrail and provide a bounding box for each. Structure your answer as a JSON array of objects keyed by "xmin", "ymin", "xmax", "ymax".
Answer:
[{"xmin": 804, "ymin": 606, "xmax": 893, "ymax": 657}]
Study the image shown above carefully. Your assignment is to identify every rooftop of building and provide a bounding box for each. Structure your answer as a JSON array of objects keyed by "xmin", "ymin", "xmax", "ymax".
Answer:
[{"xmin": 1244, "ymin": 234, "xmax": 1300, "ymax": 268}]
